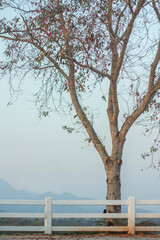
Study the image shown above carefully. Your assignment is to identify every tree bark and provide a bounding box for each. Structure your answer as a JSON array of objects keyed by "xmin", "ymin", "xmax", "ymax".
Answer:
[{"xmin": 105, "ymin": 160, "xmax": 122, "ymax": 226}]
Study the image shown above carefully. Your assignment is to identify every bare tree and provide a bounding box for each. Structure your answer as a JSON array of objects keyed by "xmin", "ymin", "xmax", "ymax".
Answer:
[{"xmin": 0, "ymin": 0, "xmax": 159, "ymax": 224}]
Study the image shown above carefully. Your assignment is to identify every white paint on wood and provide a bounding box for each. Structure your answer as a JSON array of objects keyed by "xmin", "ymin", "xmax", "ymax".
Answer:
[
  {"xmin": 51, "ymin": 226, "xmax": 128, "ymax": 232},
  {"xmin": 52, "ymin": 213, "xmax": 128, "ymax": 219},
  {"xmin": 136, "ymin": 226, "xmax": 160, "ymax": 231},
  {"xmin": 44, "ymin": 197, "xmax": 52, "ymax": 234},
  {"xmin": 0, "ymin": 226, "xmax": 44, "ymax": 232},
  {"xmin": 0, "ymin": 197, "xmax": 160, "ymax": 234},
  {"xmin": 136, "ymin": 213, "xmax": 160, "ymax": 218},
  {"xmin": 0, "ymin": 213, "xmax": 44, "ymax": 218},
  {"xmin": 52, "ymin": 200, "xmax": 128, "ymax": 206},
  {"xmin": 128, "ymin": 197, "xmax": 135, "ymax": 234},
  {"xmin": 0, "ymin": 200, "xmax": 44, "ymax": 205},
  {"xmin": 136, "ymin": 200, "xmax": 160, "ymax": 205}
]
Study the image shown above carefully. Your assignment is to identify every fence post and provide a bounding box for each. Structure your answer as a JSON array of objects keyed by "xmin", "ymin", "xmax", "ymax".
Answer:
[
  {"xmin": 44, "ymin": 197, "xmax": 52, "ymax": 234},
  {"xmin": 128, "ymin": 197, "xmax": 135, "ymax": 234}
]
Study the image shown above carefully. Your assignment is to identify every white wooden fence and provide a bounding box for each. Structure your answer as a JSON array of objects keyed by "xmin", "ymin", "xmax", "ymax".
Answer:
[{"xmin": 0, "ymin": 197, "xmax": 160, "ymax": 234}]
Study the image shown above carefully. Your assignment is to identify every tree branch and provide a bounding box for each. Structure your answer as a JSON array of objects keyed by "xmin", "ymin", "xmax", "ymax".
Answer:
[
  {"xmin": 33, "ymin": 65, "xmax": 55, "ymax": 70},
  {"xmin": 66, "ymin": 46, "xmax": 110, "ymax": 165},
  {"xmin": 69, "ymin": 63, "xmax": 110, "ymax": 165},
  {"xmin": 119, "ymin": 85, "xmax": 159, "ymax": 140},
  {"xmin": 152, "ymin": 0, "xmax": 160, "ymax": 22},
  {"xmin": 0, "ymin": 34, "xmax": 30, "ymax": 42},
  {"xmin": 72, "ymin": 58, "xmax": 111, "ymax": 79},
  {"xmin": 107, "ymin": 1, "xmax": 146, "ymax": 136},
  {"xmin": 32, "ymin": 42, "xmax": 70, "ymax": 81},
  {"xmin": 0, "ymin": 34, "xmax": 69, "ymax": 81},
  {"xmin": 120, "ymin": 41, "xmax": 160, "ymax": 140},
  {"xmin": 115, "ymin": 0, "xmax": 146, "ymax": 80},
  {"xmin": 2, "ymin": 1, "xmax": 36, "ymax": 13},
  {"xmin": 115, "ymin": 4, "xmax": 128, "ymax": 35},
  {"xmin": 148, "ymin": 41, "xmax": 160, "ymax": 90},
  {"xmin": 119, "ymin": 0, "xmax": 146, "ymax": 40}
]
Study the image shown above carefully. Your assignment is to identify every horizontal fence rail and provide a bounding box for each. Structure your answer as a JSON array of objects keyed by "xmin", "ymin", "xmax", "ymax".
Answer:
[
  {"xmin": 0, "ymin": 197, "xmax": 160, "ymax": 234},
  {"xmin": 51, "ymin": 200, "xmax": 129, "ymax": 205}
]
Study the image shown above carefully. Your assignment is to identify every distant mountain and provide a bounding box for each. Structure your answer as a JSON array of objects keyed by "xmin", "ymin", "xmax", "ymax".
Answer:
[
  {"xmin": 0, "ymin": 179, "xmax": 90, "ymax": 201},
  {"xmin": 0, "ymin": 179, "xmax": 39, "ymax": 200},
  {"xmin": 0, "ymin": 179, "xmax": 156, "ymax": 215},
  {"xmin": 0, "ymin": 179, "xmax": 101, "ymax": 213}
]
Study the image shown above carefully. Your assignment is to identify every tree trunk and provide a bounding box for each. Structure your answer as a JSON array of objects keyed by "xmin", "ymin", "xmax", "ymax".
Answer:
[{"xmin": 105, "ymin": 161, "xmax": 122, "ymax": 226}]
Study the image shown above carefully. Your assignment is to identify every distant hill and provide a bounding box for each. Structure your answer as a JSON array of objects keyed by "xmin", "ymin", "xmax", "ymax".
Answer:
[
  {"xmin": 0, "ymin": 179, "xmax": 157, "ymax": 216},
  {"xmin": 0, "ymin": 179, "xmax": 91, "ymax": 200},
  {"xmin": 0, "ymin": 179, "xmax": 101, "ymax": 213}
]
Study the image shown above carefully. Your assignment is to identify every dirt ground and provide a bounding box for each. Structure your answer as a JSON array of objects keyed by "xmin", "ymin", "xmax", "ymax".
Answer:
[{"xmin": 0, "ymin": 234, "xmax": 160, "ymax": 240}]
